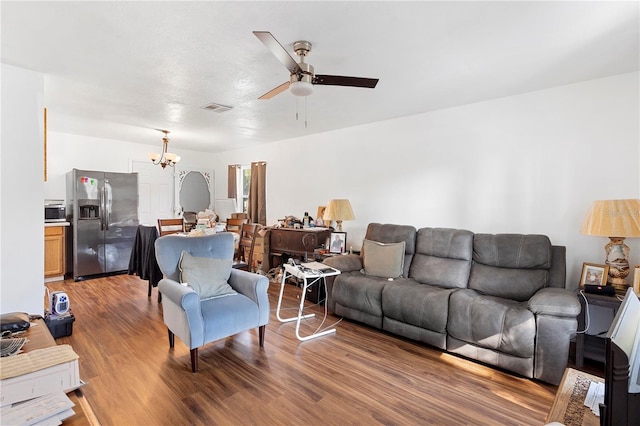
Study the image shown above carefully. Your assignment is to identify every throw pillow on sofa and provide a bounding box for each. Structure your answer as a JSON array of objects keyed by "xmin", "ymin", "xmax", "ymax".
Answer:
[
  {"xmin": 178, "ymin": 250, "xmax": 236, "ymax": 300},
  {"xmin": 362, "ymin": 239, "xmax": 405, "ymax": 279}
]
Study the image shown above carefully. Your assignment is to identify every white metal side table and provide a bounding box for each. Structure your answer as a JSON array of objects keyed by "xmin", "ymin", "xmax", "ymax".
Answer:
[{"xmin": 276, "ymin": 262, "xmax": 340, "ymax": 341}]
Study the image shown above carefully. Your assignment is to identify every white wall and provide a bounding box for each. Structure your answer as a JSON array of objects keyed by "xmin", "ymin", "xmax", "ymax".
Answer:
[
  {"xmin": 43, "ymin": 131, "xmax": 217, "ymax": 202},
  {"xmin": 209, "ymin": 72, "xmax": 640, "ymax": 288},
  {"xmin": 1, "ymin": 63, "xmax": 46, "ymax": 314},
  {"xmin": 39, "ymin": 72, "xmax": 640, "ymax": 291}
]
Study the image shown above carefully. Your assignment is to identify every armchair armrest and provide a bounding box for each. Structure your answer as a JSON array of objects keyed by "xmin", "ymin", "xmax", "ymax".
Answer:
[
  {"xmin": 158, "ymin": 278, "xmax": 202, "ymax": 313},
  {"xmin": 158, "ymin": 278, "xmax": 204, "ymax": 348},
  {"xmin": 322, "ymin": 254, "xmax": 362, "ymax": 272},
  {"xmin": 229, "ymin": 269, "xmax": 270, "ymax": 326},
  {"xmin": 528, "ymin": 287, "xmax": 581, "ymax": 317}
]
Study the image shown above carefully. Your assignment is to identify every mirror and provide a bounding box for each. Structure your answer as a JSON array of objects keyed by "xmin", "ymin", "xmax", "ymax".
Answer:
[{"xmin": 177, "ymin": 170, "xmax": 213, "ymax": 214}]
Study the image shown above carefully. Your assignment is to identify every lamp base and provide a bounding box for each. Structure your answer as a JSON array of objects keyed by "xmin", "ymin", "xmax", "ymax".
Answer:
[
  {"xmin": 605, "ymin": 237, "xmax": 630, "ymax": 295},
  {"xmin": 335, "ymin": 220, "xmax": 343, "ymax": 232}
]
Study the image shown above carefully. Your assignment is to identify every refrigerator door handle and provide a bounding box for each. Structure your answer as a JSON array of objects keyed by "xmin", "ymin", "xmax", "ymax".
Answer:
[
  {"xmin": 105, "ymin": 183, "xmax": 112, "ymax": 231},
  {"xmin": 100, "ymin": 186, "xmax": 105, "ymax": 231}
]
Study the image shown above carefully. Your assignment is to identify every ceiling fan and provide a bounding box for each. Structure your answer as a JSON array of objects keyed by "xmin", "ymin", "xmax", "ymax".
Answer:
[{"xmin": 253, "ymin": 31, "xmax": 379, "ymax": 99}]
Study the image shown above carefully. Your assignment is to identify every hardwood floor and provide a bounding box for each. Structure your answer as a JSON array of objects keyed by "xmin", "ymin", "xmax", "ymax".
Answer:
[{"xmin": 47, "ymin": 274, "xmax": 560, "ymax": 425}]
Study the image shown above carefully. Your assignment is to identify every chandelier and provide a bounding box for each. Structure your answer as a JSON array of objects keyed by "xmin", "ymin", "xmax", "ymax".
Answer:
[{"xmin": 149, "ymin": 130, "xmax": 181, "ymax": 169}]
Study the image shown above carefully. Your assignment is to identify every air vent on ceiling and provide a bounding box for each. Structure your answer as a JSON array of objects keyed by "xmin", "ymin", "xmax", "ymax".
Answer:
[{"xmin": 201, "ymin": 102, "xmax": 233, "ymax": 113}]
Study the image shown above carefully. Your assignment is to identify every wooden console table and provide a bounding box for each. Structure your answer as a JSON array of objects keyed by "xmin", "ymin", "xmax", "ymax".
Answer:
[
  {"xmin": 21, "ymin": 319, "xmax": 100, "ymax": 426},
  {"xmin": 269, "ymin": 227, "xmax": 331, "ymax": 266},
  {"xmin": 546, "ymin": 368, "xmax": 603, "ymax": 426}
]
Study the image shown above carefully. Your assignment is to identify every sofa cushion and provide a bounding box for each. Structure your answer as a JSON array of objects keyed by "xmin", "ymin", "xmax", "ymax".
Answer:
[
  {"xmin": 331, "ymin": 271, "xmax": 389, "ymax": 318},
  {"xmin": 473, "ymin": 234, "xmax": 552, "ymax": 269},
  {"xmin": 382, "ymin": 280, "xmax": 454, "ymax": 333},
  {"xmin": 448, "ymin": 289, "xmax": 535, "ymax": 358},
  {"xmin": 470, "ymin": 234, "xmax": 552, "ymax": 300},
  {"xmin": 364, "ymin": 223, "xmax": 416, "ymax": 278},
  {"xmin": 362, "ymin": 239, "xmax": 405, "ymax": 278},
  {"xmin": 179, "ymin": 251, "xmax": 236, "ymax": 300},
  {"xmin": 409, "ymin": 228, "xmax": 473, "ymax": 288},
  {"xmin": 469, "ymin": 264, "xmax": 549, "ymax": 302}
]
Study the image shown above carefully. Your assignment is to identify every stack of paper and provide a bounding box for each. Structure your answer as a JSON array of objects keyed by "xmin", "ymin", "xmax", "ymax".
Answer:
[
  {"xmin": 1, "ymin": 392, "xmax": 76, "ymax": 425},
  {"xmin": 584, "ymin": 380, "xmax": 605, "ymax": 416}
]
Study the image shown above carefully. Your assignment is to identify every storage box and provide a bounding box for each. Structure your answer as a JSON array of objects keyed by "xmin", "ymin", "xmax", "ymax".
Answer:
[
  {"xmin": 253, "ymin": 229, "xmax": 270, "ymax": 272},
  {"xmin": 45, "ymin": 311, "xmax": 75, "ymax": 339}
]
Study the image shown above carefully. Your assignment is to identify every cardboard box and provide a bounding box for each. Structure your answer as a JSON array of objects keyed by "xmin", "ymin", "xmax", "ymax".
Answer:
[{"xmin": 252, "ymin": 229, "xmax": 270, "ymax": 272}]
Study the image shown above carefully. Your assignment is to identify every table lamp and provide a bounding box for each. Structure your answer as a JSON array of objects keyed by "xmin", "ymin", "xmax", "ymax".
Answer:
[
  {"xmin": 580, "ymin": 199, "xmax": 640, "ymax": 294},
  {"xmin": 323, "ymin": 199, "xmax": 355, "ymax": 232}
]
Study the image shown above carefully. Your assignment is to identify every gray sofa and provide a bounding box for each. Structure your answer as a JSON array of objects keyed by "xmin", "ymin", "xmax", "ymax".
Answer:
[{"xmin": 322, "ymin": 223, "xmax": 580, "ymax": 385}]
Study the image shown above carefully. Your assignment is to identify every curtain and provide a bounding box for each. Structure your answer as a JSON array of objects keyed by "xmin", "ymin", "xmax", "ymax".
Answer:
[
  {"xmin": 227, "ymin": 164, "xmax": 241, "ymax": 209},
  {"xmin": 248, "ymin": 161, "xmax": 267, "ymax": 225}
]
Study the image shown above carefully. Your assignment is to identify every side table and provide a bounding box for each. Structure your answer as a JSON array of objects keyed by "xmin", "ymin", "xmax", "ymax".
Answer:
[
  {"xmin": 276, "ymin": 263, "xmax": 340, "ymax": 341},
  {"xmin": 575, "ymin": 291, "xmax": 622, "ymax": 367}
]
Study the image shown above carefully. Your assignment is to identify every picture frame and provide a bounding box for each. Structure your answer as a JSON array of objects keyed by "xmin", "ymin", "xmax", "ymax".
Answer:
[
  {"xmin": 316, "ymin": 206, "xmax": 326, "ymax": 227},
  {"xmin": 329, "ymin": 232, "xmax": 347, "ymax": 254},
  {"xmin": 579, "ymin": 262, "xmax": 609, "ymax": 287},
  {"xmin": 633, "ymin": 265, "xmax": 640, "ymax": 296}
]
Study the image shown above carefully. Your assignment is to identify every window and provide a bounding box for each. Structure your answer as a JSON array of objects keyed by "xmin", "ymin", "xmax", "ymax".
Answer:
[{"xmin": 236, "ymin": 165, "xmax": 251, "ymax": 213}]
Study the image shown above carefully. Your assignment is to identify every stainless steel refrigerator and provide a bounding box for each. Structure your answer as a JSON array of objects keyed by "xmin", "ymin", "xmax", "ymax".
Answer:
[{"xmin": 66, "ymin": 169, "xmax": 139, "ymax": 280}]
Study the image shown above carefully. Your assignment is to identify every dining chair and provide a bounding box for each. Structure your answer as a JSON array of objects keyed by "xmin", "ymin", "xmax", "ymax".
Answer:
[
  {"xmin": 234, "ymin": 223, "xmax": 260, "ymax": 272},
  {"xmin": 225, "ymin": 218, "xmax": 248, "ymax": 234},
  {"xmin": 128, "ymin": 225, "xmax": 163, "ymax": 301},
  {"xmin": 158, "ymin": 218, "xmax": 185, "ymax": 236}
]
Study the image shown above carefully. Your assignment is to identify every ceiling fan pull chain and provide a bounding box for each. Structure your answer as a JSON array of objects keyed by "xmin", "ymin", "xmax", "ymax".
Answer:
[
  {"xmin": 296, "ymin": 97, "xmax": 300, "ymax": 121},
  {"xmin": 305, "ymin": 97, "xmax": 308, "ymax": 128}
]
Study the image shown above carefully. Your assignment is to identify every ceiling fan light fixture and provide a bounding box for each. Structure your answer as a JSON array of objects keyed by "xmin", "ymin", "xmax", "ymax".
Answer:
[{"xmin": 290, "ymin": 80, "xmax": 314, "ymax": 96}]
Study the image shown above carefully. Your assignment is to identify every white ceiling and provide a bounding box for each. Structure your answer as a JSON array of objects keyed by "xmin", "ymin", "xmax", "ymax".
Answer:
[{"xmin": 2, "ymin": 1, "xmax": 638, "ymax": 153}]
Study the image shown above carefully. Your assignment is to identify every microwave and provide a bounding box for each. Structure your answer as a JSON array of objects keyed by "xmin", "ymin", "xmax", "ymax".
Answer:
[{"xmin": 45, "ymin": 202, "xmax": 66, "ymax": 223}]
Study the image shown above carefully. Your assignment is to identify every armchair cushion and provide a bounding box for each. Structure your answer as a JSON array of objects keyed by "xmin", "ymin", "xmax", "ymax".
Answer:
[
  {"xmin": 362, "ymin": 239, "xmax": 406, "ymax": 279},
  {"xmin": 179, "ymin": 251, "xmax": 236, "ymax": 300}
]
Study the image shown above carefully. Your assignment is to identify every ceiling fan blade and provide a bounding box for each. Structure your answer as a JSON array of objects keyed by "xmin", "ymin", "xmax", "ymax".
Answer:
[
  {"xmin": 313, "ymin": 75, "xmax": 379, "ymax": 89},
  {"xmin": 253, "ymin": 31, "xmax": 300, "ymax": 75},
  {"xmin": 258, "ymin": 81, "xmax": 290, "ymax": 100}
]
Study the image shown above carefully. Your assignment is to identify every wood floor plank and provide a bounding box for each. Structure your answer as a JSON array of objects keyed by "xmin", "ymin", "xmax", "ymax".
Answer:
[{"xmin": 46, "ymin": 274, "xmax": 559, "ymax": 425}]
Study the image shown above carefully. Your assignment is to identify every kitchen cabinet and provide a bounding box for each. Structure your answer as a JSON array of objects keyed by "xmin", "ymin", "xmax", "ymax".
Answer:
[{"xmin": 45, "ymin": 226, "xmax": 65, "ymax": 280}]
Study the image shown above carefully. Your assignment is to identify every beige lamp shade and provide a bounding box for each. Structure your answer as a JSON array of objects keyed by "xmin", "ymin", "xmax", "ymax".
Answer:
[
  {"xmin": 581, "ymin": 199, "xmax": 640, "ymax": 293},
  {"xmin": 580, "ymin": 199, "xmax": 640, "ymax": 237},
  {"xmin": 324, "ymin": 199, "xmax": 355, "ymax": 231}
]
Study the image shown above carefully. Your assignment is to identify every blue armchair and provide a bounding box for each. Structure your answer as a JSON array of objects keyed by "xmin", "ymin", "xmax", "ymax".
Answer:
[{"xmin": 155, "ymin": 233, "xmax": 270, "ymax": 372}]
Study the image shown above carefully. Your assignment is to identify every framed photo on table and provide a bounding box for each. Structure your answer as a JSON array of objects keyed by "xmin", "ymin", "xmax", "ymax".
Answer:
[
  {"xmin": 579, "ymin": 262, "xmax": 609, "ymax": 287},
  {"xmin": 316, "ymin": 206, "xmax": 326, "ymax": 227},
  {"xmin": 329, "ymin": 232, "xmax": 347, "ymax": 254}
]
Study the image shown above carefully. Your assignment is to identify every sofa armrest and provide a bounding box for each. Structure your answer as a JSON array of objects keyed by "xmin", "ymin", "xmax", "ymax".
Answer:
[
  {"xmin": 528, "ymin": 287, "xmax": 580, "ymax": 317},
  {"xmin": 229, "ymin": 269, "xmax": 270, "ymax": 326},
  {"xmin": 322, "ymin": 254, "xmax": 362, "ymax": 272},
  {"xmin": 528, "ymin": 287, "xmax": 580, "ymax": 385}
]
